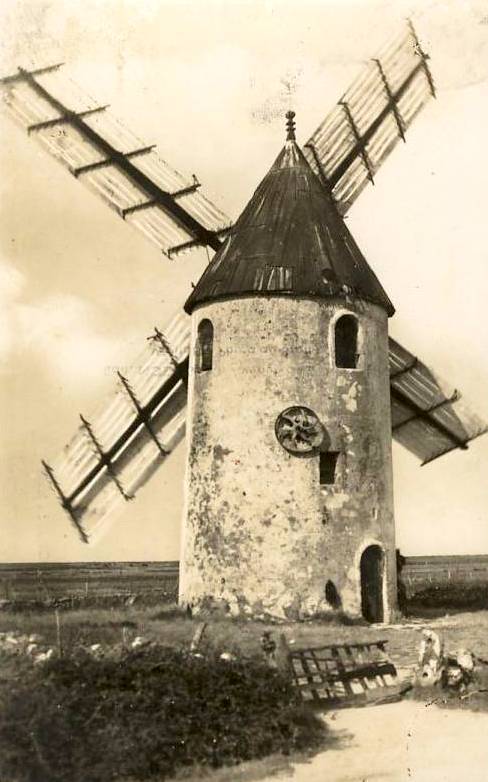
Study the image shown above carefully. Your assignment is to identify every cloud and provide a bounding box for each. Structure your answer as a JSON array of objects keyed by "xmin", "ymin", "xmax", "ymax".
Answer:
[
  {"xmin": 0, "ymin": 260, "xmax": 123, "ymax": 387},
  {"xmin": 0, "ymin": 260, "xmax": 26, "ymax": 357}
]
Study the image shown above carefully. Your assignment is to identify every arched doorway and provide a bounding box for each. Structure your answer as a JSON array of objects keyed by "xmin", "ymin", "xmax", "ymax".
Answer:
[{"xmin": 360, "ymin": 545, "xmax": 384, "ymax": 623}]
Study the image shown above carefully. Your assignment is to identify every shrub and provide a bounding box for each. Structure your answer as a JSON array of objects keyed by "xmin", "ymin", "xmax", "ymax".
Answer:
[
  {"xmin": 408, "ymin": 584, "xmax": 488, "ymax": 611},
  {"xmin": 0, "ymin": 646, "xmax": 326, "ymax": 782}
]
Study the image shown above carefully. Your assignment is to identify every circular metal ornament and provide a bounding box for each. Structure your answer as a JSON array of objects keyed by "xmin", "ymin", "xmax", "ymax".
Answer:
[{"xmin": 275, "ymin": 406, "xmax": 325, "ymax": 454}]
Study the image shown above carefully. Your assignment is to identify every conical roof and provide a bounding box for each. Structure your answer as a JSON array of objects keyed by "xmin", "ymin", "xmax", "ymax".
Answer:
[{"xmin": 184, "ymin": 114, "xmax": 394, "ymax": 316}]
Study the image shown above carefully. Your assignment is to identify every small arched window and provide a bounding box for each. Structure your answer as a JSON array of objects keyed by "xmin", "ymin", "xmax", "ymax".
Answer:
[
  {"xmin": 197, "ymin": 319, "xmax": 213, "ymax": 372},
  {"xmin": 334, "ymin": 314, "xmax": 358, "ymax": 369}
]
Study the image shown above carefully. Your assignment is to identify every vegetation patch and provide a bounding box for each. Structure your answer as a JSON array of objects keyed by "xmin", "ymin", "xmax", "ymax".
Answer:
[
  {"xmin": 406, "ymin": 681, "xmax": 488, "ymax": 714},
  {"xmin": 407, "ymin": 584, "xmax": 488, "ymax": 612},
  {"xmin": 0, "ymin": 645, "xmax": 326, "ymax": 782}
]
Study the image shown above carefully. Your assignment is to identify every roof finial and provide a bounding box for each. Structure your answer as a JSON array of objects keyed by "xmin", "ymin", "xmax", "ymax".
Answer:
[{"xmin": 285, "ymin": 110, "xmax": 296, "ymax": 141}]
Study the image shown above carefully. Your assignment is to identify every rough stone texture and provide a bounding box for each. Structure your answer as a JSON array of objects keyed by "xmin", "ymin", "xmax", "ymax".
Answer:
[{"xmin": 179, "ymin": 295, "xmax": 397, "ymax": 621}]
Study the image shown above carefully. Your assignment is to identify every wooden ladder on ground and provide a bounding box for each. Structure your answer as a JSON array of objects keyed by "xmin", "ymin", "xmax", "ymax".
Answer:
[{"xmin": 288, "ymin": 640, "xmax": 404, "ymax": 708}]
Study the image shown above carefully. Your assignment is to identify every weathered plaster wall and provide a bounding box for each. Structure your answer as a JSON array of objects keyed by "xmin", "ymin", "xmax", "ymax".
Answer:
[{"xmin": 179, "ymin": 295, "xmax": 396, "ymax": 621}]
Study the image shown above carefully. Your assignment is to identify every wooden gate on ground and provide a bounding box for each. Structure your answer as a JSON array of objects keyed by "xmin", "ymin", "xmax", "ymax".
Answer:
[{"xmin": 288, "ymin": 640, "xmax": 405, "ymax": 708}]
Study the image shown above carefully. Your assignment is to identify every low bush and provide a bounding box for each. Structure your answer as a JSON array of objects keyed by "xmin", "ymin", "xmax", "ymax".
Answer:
[
  {"xmin": 0, "ymin": 646, "xmax": 326, "ymax": 782},
  {"xmin": 408, "ymin": 584, "xmax": 488, "ymax": 611}
]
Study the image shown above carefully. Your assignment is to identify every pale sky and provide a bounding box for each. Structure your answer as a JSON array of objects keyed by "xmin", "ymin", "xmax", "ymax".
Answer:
[{"xmin": 1, "ymin": 0, "xmax": 487, "ymax": 563}]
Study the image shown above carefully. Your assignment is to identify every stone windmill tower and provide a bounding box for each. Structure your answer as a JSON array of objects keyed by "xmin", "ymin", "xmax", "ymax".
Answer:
[
  {"xmin": 181, "ymin": 113, "xmax": 396, "ymax": 621},
  {"xmin": 3, "ymin": 22, "xmax": 486, "ymax": 623}
]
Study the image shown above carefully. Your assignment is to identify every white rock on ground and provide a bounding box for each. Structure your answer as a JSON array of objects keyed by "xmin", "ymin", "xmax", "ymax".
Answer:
[{"xmin": 33, "ymin": 649, "xmax": 54, "ymax": 665}]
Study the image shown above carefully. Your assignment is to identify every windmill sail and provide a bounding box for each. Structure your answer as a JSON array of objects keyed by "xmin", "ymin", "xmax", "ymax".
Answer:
[
  {"xmin": 44, "ymin": 321, "xmax": 488, "ymax": 541},
  {"xmin": 1, "ymin": 65, "xmax": 231, "ymax": 257},
  {"xmin": 389, "ymin": 339, "xmax": 487, "ymax": 465},
  {"xmin": 303, "ymin": 21, "xmax": 435, "ymax": 213},
  {"xmin": 43, "ymin": 311, "xmax": 190, "ymax": 542}
]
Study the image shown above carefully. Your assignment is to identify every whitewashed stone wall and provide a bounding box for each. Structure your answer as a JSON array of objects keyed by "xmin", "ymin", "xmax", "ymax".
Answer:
[{"xmin": 179, "ymin": 295, "xmax": 396, "ymax": 621}]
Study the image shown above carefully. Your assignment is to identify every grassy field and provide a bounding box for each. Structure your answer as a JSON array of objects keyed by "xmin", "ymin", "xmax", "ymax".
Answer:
[
  {"xmin": 2, "ymin": 604, "xmax": 488, "ymax": 670},
  {"xmin": 2, "ymin": 557, "xmax": 487, "ymax": 608},
  {"xmin": 0, "ymin": 561, "xmax": 178, "ymax": 604}
]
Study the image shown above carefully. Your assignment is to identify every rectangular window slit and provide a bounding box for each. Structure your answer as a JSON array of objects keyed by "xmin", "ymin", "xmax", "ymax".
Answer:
[{"xmin": 320, "ymin": 451, "xmax": 340, "ymax": 485}]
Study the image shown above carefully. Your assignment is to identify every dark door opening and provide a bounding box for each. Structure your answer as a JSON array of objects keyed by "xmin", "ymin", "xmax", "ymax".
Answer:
[{"xmin": 360, "ymin": 545, "xmax": 384, "ymax": 623}]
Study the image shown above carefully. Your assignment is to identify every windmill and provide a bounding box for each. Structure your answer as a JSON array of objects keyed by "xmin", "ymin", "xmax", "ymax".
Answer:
[{"xmin": 2, "ymin": 22, "xmax": 486, "ymax": 621}]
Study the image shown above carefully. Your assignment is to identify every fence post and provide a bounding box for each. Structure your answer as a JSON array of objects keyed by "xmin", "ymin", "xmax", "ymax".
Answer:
[
  {"xmin": 55, "ymin": 609, "xmax": 63, "ymax": 657},
  {"xmin": 276, "ymin": 633, "xmax": 293, "ymax": 674}
]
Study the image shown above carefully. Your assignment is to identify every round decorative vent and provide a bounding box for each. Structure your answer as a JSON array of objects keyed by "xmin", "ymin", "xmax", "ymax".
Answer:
[{"xmin": 275, "ymin": 406, "xmax": 325, "ymax": 454}]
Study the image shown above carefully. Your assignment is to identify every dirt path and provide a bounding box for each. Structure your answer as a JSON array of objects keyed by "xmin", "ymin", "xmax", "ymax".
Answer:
[{"xmin": 274, "ymin": 700, "xmax": 488, "ymax": 782}]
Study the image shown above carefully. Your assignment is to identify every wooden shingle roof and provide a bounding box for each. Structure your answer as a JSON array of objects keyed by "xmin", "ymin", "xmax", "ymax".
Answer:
[{"xmin": 185, "ymin": 122, "xmax": 394, "ymax": 316}]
